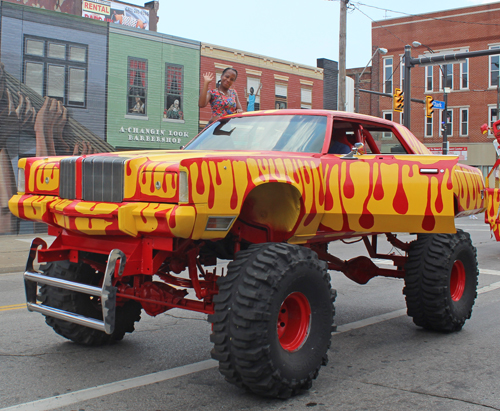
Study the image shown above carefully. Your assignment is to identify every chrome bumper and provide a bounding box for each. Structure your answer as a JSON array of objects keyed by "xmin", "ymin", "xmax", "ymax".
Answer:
[{"xmin": 23, "ymin": 238, "xmax": 126, "ymax": 335}]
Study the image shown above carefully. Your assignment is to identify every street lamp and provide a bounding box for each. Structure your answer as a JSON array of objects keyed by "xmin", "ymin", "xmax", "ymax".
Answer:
[
  {"xmin": 413, "ymin": 41, "xmax": 449, "ymax": 154},
  {"xmin": 355, "ymin": 47, "xmax": 388, "ymax": 113}
]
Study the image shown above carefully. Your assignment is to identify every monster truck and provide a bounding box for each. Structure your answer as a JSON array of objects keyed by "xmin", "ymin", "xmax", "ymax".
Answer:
[{"xmin": 9, "ymin": 109, "xmax": 486, "ymax": 399}]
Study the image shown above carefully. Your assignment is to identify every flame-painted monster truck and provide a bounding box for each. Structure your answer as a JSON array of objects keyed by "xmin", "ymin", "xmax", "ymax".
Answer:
[{"xmin": 9, "ymin": 110, "xmax": 486, "ymax": 398}]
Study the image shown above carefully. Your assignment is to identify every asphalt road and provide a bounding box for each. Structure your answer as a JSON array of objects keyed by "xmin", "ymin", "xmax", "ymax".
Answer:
[{"xmin": 1, "ymin": 219, "xmax": 499, "ymax": 411}]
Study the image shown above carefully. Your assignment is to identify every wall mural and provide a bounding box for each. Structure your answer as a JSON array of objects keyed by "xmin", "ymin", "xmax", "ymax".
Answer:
[{"xmin": 0, "ymin": 62, "xmax": 113, "ymax": 234}]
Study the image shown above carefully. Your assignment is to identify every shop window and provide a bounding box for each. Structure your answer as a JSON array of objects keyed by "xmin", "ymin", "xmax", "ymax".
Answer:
[
  {"xmin": 23, "ymin": 35, "xmax": 88, "ymax": 107},
  {"xmin": 127, "ymin": 57, "xmax": 147, "ymax": 116},
  {"xmin": 275, "ymin": 83, "xmax": 287, "ymax": 109},
  {"xmin": 164, "ymin": 64, "xmax": 184, "ymax": 121}
]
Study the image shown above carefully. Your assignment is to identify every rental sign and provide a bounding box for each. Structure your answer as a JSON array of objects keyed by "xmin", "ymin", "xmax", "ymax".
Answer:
[{"xmin": 82, "ymin": 1, "xmax": 110, "ymax": 15}]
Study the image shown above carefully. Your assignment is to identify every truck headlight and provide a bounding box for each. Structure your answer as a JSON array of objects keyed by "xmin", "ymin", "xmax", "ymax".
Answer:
[
  {"xmin": 17, "ymin": 168, "xmax": 25, "ymax": 193},
  {"xmin": 179, "ymin": 171, "xmax": 189, "ymax": 203}
]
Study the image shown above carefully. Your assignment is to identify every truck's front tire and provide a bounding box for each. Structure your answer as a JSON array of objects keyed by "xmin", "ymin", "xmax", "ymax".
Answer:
[
  {"xmin": 209, "ymin": 243, "xmax": 336, "ymax": 398},
  {"xmin": 39, "ymin": 260, "xmax": 142, "ymax": 345},
  {"xmin": 403, "ymin": 229, "xmax": 478, "ymax": 332}
]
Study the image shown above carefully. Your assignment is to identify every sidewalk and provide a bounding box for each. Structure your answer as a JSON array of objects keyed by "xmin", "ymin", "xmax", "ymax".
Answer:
[{"xmin": 0, "ymin": 234, "xmax": 54, "ymax": 274}]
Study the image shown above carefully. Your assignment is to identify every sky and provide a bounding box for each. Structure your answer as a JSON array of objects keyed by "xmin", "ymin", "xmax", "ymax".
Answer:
[{"xmin": 141, "ymin": 0, "xmax": 498, "ymax": 70}]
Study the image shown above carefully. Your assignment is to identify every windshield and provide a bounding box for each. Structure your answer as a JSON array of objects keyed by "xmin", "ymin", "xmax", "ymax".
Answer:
[{"xmin": 185, "ymin": 115, "xmax": 328, "ymax": 153}]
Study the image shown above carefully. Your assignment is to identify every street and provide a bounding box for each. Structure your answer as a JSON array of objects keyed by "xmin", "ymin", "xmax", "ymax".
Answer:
[{"xmin": 1, "ymin": 219, "xmax": 499, "ymax": 411}]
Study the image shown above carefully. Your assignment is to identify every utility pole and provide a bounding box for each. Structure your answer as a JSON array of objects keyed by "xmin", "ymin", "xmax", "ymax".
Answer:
[
  {"xmin": 403, "ymin": 45, "xmax": 412, "ymax": 129},
  {"xmin": 338, "ymin": 0, "xmax": 348, "ymax": 111},
  {"xmin": 442, "ymin": 65, "xmax": 448, "ymax": 155}
]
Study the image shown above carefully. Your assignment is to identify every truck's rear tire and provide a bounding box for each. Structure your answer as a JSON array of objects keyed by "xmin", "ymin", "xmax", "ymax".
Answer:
[
  {"xmin": 39, "ymin": 260, "xmax": 142, "ymax": 345},
  {"xmin": 209, "ymin": 243, "xmax": 336, "ymax": 399},
  {"xmin": 403, "ymin": 229, "xmax": 478, "ymax": 332}
]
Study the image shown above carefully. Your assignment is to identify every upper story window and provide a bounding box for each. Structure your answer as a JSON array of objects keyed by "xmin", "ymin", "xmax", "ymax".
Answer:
[
  {"xmin": 275, "ymin": 83, "xmax": 287, "ymax": 109},
  {"xmin": 164, "ymin": 63, "xmax": 184, "ymax": 121},
  {"xmin": 460, "ymin": 108, "xmax": 469, "ymax": 136},
  {"xmin": 301, "ymin": 88, "xmax": 312, "ymax": 109},
  {"xmin": 382, "ymin": 111, "xmax": 392, "ymax": 138},
  {"xmin": 425, "ymin": 66, "xmax": 433, "ymax": 92},
  {"xmin": 23, "ymin": 35, "xmax": 88, "ymax": 107},
  {"xmin": 127, "ymin": 57, "xmax": 147, "ymax": 116},
  {"xmin": 490, "ymin": 46, "xmax": 500, "ymax": 87},
  {"xmin": 246, "ymin": 77, "xmax": 261, "ymax": 111},
  {"xmin": 440, "ymin": 109, "xmax": 453, "ymax": 137},
  {"xmin": 400, "ymin": 55, "xmax": 405, "ymax": 91},
  {"xmin": 383, "ymin": 57, "xmax": 393, "ymax": 94},
  {"xmin": 440, "ymin": 63, "xmax": 453, "ymax": 90},
  {"xmin": 425, "ymin": 116, "xmax": 433, "ymax": 138},
  {"xmin": 461, "ymin": 59, "xmax": 469, "ymax": 89}
]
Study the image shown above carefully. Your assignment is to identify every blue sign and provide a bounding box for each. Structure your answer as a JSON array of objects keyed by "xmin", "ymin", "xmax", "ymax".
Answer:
[{"xmin": 433, "ymin": 100, "xmax": 445, "ymax": 109}]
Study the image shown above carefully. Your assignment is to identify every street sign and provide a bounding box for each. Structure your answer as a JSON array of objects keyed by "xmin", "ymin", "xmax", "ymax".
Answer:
[{"xmin": 433, "ymin": 100, "xmax": 445, "ymax": 109}]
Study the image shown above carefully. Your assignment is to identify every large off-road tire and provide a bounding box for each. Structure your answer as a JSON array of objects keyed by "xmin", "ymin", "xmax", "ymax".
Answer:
[
  {"xmin": 209, "ymin": 243, "xmax": 336, "ymax": 399},
  {"xmin": 39, "ymin": 260, "xmax": 142, "ymax": 346},
  {"xmin": 403, "ymin": 229, "xmax": 478, "ymax": 332}
]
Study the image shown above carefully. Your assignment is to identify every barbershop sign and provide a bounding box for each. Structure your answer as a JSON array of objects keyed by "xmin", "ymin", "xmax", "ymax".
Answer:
[{"xmin": 119, "ymin": 126, "xmax": 189, "ymax": 145}]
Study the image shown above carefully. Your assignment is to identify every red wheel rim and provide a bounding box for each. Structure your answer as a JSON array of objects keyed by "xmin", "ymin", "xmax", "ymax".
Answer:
[
  {"xmin": 450, "ymin": 260, "xmax": 466, "ymax": 301},
  {"xmin": 277, "ymin": 292, "xmax": 311, "ymax": 352}
]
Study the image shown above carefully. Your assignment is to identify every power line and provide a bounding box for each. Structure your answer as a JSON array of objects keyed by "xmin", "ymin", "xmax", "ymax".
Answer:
[{"xmin": 355, "ymin": 1, "xmax": 500, "ymax": 27}]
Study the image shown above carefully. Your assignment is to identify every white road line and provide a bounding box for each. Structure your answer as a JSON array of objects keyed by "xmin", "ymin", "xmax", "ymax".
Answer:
[
  {"xmin": 478, "ymin": 280, "xmax": 500, "ymax": 294},
  {"xmin": 2, "ymin": 281, "xmax": 500, "ymax": 411},
  {"xmin": 371, "ymin": 259, "xmax": 500, "ymax": 277},
  {"xmin": 0, "ymin": 360, "xmax": 218, "ymax": 411},
  {"xmin": 479, "ymin": 269, "xmax": 500, "ymax": 276},
  {"xmin": 335, "ymin": 309, "xmax": 407, "ymax": 334}
]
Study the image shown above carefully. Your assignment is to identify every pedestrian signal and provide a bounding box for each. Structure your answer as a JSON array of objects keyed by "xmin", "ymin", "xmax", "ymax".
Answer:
[
  {"xmin": 393, "ymin": 88, "xmax": 404, "ymax": 112},
  {"xmin": 425, "ymin": 96, "xmax": 434, "ymax": 118}
]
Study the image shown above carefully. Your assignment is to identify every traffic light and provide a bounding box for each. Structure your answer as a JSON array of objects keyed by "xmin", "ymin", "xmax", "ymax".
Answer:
[
  {"xmin": 425, "ymin": 96, "xmax": 434, "ymax": 118},
  {"xmin": 393, "ymin": 88, "xmax": 404, "ymax": 112}
]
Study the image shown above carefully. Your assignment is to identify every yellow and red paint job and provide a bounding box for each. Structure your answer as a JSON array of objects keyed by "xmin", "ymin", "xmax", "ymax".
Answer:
[{"xmin": 9, "ymin": 110, "xmax": 488, "ymax": 244}]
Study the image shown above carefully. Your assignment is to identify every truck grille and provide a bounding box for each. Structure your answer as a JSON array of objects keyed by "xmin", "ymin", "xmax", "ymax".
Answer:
[
  {"xmin": 59, "ymin": 157, "xmax": 78, "ymax": 200},
  {"xmin": 82, "ymin": 157, "xmax": 126, "ymax": 203},
  {"xmin": 58, "ymin": 156, "xmax": 127, "ymax": 203}
]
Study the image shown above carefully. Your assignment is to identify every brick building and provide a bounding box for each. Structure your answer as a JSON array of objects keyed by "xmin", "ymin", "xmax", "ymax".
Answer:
[
  {"xmin": 362, "ymin": 2, "xmax": 500, "ymax": 174},
  {"xmin": 200, "ymin": 44, "xmax": 335, "ymax": 130}
]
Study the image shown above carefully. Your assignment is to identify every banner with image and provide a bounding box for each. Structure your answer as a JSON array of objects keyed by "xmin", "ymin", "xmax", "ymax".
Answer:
[{"xmin": 82, "ymin": 0, "xmax": 149, "ymax": 30}]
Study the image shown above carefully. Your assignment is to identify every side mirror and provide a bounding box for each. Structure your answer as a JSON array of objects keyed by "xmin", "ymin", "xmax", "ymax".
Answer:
[{"xmin": 341, "ymin": 142, "xmax": 364, "ymax": 159}]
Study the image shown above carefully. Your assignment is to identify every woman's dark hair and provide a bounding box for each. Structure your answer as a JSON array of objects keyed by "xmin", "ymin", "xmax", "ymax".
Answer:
[{"xmin": 222, "ymin": 67, "xmax": 238, "ymax": 80}]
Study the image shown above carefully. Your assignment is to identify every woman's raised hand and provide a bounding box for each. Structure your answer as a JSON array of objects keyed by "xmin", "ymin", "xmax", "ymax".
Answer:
[{"xmin": 202, "ymin": 72, "xmax": 214, "ymax": 84}]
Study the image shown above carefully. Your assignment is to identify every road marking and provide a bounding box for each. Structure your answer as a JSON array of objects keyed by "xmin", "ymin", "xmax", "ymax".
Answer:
[
  {"xmin": 479, "ymin": 269, "xmax": 500, "ymax": 276},
  {"xmin": 372, "ymin": 260, "xmax": 500, "ymax": 277},
  {"xmin": 0, "ymin": 304, "xmax": 26, "ymax": 312},
  {"xmin": 2, "ymin": 281, "xmax": 500, "ymax": 411},
  {"xmin": 0, "ymin": 359, "xmax": 218, "ymax": 411}
]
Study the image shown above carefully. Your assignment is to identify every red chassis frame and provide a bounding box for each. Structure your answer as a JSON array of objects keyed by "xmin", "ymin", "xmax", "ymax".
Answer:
[{"xmin": 35, "ymin": 226, "xmax": 408, "ymax": 318}]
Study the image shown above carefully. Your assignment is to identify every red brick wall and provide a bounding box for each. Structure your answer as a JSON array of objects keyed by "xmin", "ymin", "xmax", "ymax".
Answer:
[
  {"xmin": 200, "ymin": 56, "xmax": 324, "ymax": 124},
  {"xmin": 372, "ymin": 2, "xmax": 500, "ymax": 144}
]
